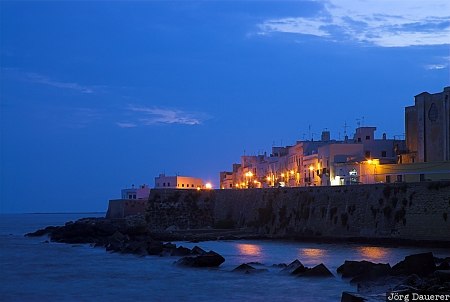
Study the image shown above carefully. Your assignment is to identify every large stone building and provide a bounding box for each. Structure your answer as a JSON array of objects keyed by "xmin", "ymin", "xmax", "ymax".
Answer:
[{"xmin": 404, "ymin": 86, "xmax": 450, "ymax": 163}]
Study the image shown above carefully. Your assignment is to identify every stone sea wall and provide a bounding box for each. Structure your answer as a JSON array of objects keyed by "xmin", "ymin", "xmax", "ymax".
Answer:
[{"xmin": 142, "ymin": 182, "xmax": 450, "ymax": 242}]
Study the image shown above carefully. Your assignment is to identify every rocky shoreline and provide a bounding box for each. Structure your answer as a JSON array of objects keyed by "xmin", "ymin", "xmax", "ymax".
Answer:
[{"xmin": 26, "ymin": 216, "xmax": 450, "ymax": 301}]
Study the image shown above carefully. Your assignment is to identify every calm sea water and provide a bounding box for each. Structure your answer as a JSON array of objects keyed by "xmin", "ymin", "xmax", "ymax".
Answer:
[{"xmin": 1, "ymin": 213, "xmax": 449, "ymax": 302}]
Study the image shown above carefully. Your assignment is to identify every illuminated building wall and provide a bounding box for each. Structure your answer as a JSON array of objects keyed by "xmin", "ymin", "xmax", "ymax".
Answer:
[
  {"xmin": 374, "ymin": 161, "xmax": 450, "ymax": 183},
  {"xmin": 154, "ymin": 174, "xmax": 204, "ymax": 189}
]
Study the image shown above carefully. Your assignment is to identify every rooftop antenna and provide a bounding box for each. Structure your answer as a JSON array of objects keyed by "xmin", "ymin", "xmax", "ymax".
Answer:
[
  {"xmin": 343, "ymin": 121, "xmax": 348, "ymax": 136},
  {"xmin": 361, "ymin": 116, "xmax": 365, "ymax": 126},
  {"xmin": 308, "ymin": 125, "xmax": 311, "ymax": 140}
]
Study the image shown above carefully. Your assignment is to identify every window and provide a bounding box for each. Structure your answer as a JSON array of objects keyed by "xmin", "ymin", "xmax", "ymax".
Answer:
[
  {"xmin": 357, "ymin": 138, "xmax": 362, "ymax": 142},
  {"xmin": 381, "ymin": 151, "xmax": 387, "ymax": 157},
  {"xmin": 168, "ymin": 182, "xmax": 170, "ymax": 187},
  {"xmin": 128, "ymin": 194, "xmax": 132, "ymax": 199},
  {"xmin": 191, "ymin": 184, "xmax": 194, "ymax": 187},
  {"xmin": 182, "ymin": 184, "xmax": 185, "ymax": 187},
  {"xmin": 420, "ymin": 174, "xmax": 425, "ymax": 182},
  {"xmin": 133, "ymin": 194, "xmax": 136, "ymax": 199},
  {"xmin": 386, "ymin": 175, "xmax": 391, "ymax": 183},
  {"xmin": 365, "ymin": 135, "xmax": 370, "ymax": 140},
  {"xmin": 397, "ymin": 175, "xmax": 403, "ymax": 182},
  {"xmin": 163, "ymin": 182, "xmax": 166, "ymax": 187},
  {"xmin": 229, "ymin": 184, "xmax": 233, "ymax": 188}
]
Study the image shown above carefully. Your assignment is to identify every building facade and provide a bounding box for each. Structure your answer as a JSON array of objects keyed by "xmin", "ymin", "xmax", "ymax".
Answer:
[
  {"xmin": 404, "ymin": 86, "xmax": 450, "ymax": 163},
  {"xmin": 220, "ymin": 127, "xmax": 403, "ymax": 188},
  {"xmin": 154, "ymin": 174, "xmax": 204, "ymax": 189}
]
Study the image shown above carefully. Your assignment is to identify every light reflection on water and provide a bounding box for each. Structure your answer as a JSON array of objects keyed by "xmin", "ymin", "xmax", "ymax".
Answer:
[
  {"xmin": 299, "ymin": 248, "xmax": 327, "ymax": 261},
  {"xmin": 357, "ymin": 246, "xmax": 390, "ymax": 261},
  {"xmin": 235, "ymin": 243, "xmax": 262, "ymax": 256}
]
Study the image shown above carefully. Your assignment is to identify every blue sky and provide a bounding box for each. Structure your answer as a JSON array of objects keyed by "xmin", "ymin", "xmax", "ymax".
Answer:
[{"xmin": 1, "ymin": 0, "xmax": 449, "ymax": 213}]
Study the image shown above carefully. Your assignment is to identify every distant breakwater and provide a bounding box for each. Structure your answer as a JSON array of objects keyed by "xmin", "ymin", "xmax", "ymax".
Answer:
[{"xmin": 110, "ymin": 181, "xmax": 450, "ymax": 243}]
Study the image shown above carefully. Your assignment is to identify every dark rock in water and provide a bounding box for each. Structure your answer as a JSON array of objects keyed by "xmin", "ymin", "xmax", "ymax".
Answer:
[
  {"xmin": 164, "ymin": 242, "xmax": 176, "ymax": 249},
  {"xmin": 301, "ymin": 263, "xmax": 334, "ymax": 278},
  {"xmin": 392, "ymin": 252, "xmax": 436, "ymax": 277},
  {"xmin": 233, "ymin": 263, "xmax": 255, "ymax": 272},
  {"xmin": 280, "ymin": 259, "xmax": 304, "ymax": 274},
  {"xmin": 291, "ymin": 265, "xmax": 308, "ymax": 275},
  {"xmin": 146, "ymin": 241, "xmax": 164, "ymax": 255},
  {"xmin": 435, "ymin": 270, "xmax": 450, "ymax": 282},
  {"xmin": 191, "ymin": 246, "xmax": 206, "ymax": 255},
  {"xmin": 122, "ymin": 240, "xmax": 148, "ymax": 256},
  {"xmin": 25, "ymin": 226, "xmax": 57, "ymax": 237},
  {"xmin": 341, "ymin": 292, "xmax": 367, "ymax": 302},
  {"xmin": 176, "ymin": 251, "xmax": 225, "ymax": 267},
  {"xmin": 171, "ymin": 246, "xmax": 192, "ymax": 257},
  {"xmin": 337, "ymin": 260, "xmax": 391, "ymax": 283},
  {"xmin": 437, "ymin": 261, "xmax": 450, "ymax": 270},
  {"xmin": 232, "ymin": 264, "xmax": 268, "ymax": 274}
]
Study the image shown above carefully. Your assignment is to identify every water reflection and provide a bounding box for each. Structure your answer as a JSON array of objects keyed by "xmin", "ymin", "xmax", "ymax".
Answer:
[
  {"xmin": 299, "ymin": 248, "xmax": 326, "ymax": 261},
  {"xmin": 357, "ymin": 246, "xmax": 390, "ymax": 261},
  {"xmin": 235, "ymin": 243, "xmax": 262, "ymax": 256}
]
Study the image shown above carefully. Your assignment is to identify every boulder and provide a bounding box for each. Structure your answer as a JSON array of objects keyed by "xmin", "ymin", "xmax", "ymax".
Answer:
[
  {"xmin": 341, "ymin": 292, "xmax": 367, "ymax": 302},
  {"xmin": 146, "ymin": 241, "xmax": 164, "ymax": 255},
  {"xmin": 301, "ymin": 263, "xmax": 334, "ymax": 278},
  {"xmin": 171, "ymin": 246, "xmax": 192, "ymax": 257},
  {"xmin": 337, "ymin": 260, "xmax": 391, "ymax": 283},
  {"xmin": 122, "ymin": 240, "xmax": 148, "ymax": 256},
  {"xmin": 232, "ymin": 264, "xmax": 256, "ymax": 273},
  {"xmin": 25, "ymin": 226, "xmax": 57, "ymax": 237},
  {"xmin": 232, "ymin": 264, "xmax": 268, "ymax": 274},
  {"xmin": 435, "ymin": 270, "xmax": 450, "ymax": 282},
  {"xmin": 191, "ymin": 246, "xmax": 207, "ymax": 255},
  {"xmin": 280, "ymin": 260, "xmax": 304, "ymax": 274},
  {"xmin": 176, "ymin": 251, "xmax": 225, "ymax": 268},
  {"xmin": 392, "ymin": 252, "xmax": 436, "ymax": 277}
]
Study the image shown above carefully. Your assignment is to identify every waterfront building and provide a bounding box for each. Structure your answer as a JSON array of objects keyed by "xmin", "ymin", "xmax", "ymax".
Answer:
[
  {"xmin": 220, "ymin": 128, "xmax": 402, "ymax": 188},
  {"xmin": 403, "ymin": 86, "xmax": 450, "ymax": 163},
  {"xmin": 220, "ymin": 87, "xmax": 450, "ymax": 188},
  {"xmin": 120, "ymin": 184, "xmax": 151, "ymax": 199},
  {"xmin": 154, "ymin": 173, "xmax": 204, "ymax": 189}
]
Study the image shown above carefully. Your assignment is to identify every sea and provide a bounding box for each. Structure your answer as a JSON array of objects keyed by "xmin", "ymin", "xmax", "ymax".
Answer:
[{"xmin": 1, "ymin": 213, "xmax": 449, "ymax": 302}]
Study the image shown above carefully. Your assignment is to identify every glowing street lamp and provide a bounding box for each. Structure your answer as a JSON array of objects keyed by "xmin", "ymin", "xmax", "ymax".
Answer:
[{"xmin": 205, "ymin": 182, "xmax": 212, "ymax": 189}]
